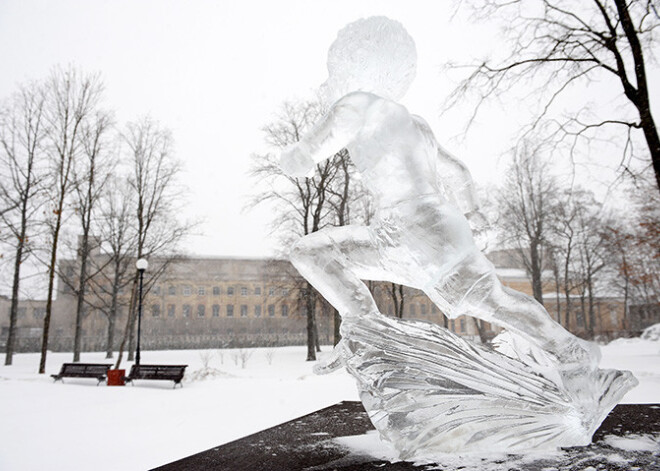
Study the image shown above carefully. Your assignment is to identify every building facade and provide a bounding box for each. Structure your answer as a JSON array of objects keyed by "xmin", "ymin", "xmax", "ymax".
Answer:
[{"xmin": 2, "ymin": 249, "xmax": 653, "ymax": 353}]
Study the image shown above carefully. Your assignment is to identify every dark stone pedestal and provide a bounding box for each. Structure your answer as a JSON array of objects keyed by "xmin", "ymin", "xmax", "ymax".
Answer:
[{"xmin": 153, "ymin": 402, "xmax": 660, "ymax": 471}]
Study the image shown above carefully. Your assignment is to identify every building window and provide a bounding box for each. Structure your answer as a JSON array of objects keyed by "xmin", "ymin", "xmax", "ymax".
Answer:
[
  {"xmin": 198, "ymin": 304, "xmax": 205, "ymax": 317},
  {"xmin": 254, "ymin": 287, "xmax": 261, "ymax": 295},
  {"xmin": 227, "ymin": 328, "xmax": 233, "ymax": 335},
  {"xmin": 198, "ymin": 287, "xmax": 205, "ymax": 296},
  {"xmin": 576, "ymin": 310, "xmax": 585, "ymax": 327},
  {"xmin": 240, "ymin": 305, "xmax": 248, "ymax": 317},
  {"xmin": 213, "ymin": 286, "xmax": 220, "ymax": 296},
  {"xmin": 432, "ymin": 304, "xmax": 439, "ymax": 313},
  {"xmin": 168, "ymin": 286, "xmax": 176, "ymax": 296},
  {"xmin": 151, "ymin": 304, "xmax": 160, "ymax": 317},
  {"xmin": 227, "ymin": 305, "xmax": 234, "ymax": 317},
  {"xmin": 254, "ymin": 305, "xmax": 261, "ymax": 317},
  {"xmin": 459, "ymin": 318, "xmax": 466, "ymax": 332},
  {"xmin": 227, "ymin": 287, "xmax": 235, "ymax": 296},
  {"xmin": 212, "ymin": 304, "xmax": 220, "ymax": 317},
  {"xmin": 17, "ymin": 307, "xmax": 26, "ymax": 318},
  {"xmin": 154, "ymin": 285, "xmax": 161, "ymax": 295},
  {"xmin": 268, "ymin": 304, "xmax": 275, "ymax": 317},
  {"xmin": 241, "ymin": 287, "xmax": 248, "ymax": 296},
  {"xmin": 33, "ymin": 308, "xmax": 46, "ymax": 320},
  {"xmin": 281, "ymin": 288, "xmax": 288, "ymax": 296},
  {"xmin": 268, "ymin": 288, "xmax": 275, "ymax": 296},
  {"xmin": 450, "ymin": 320, "xmax": 455, "ymax": 332},
  {"xmin": 421, "ymin": 304, "xmax": 427, "ymax": 316},
  {"xmin": 183, "ymin": 304, "xmax": 191, "ymax": 318},
  {"xmin": 409, "ymin": 304, "xmax": 416, "ymax": 316},
  {"xmin": 167, "ymin": 304, "xmax": 175, "ymax": 317},
  {"xmin": 281, "ymin": 304, "xmax": 288, "ymax": 317},
  {"xmin": 183, "ymin": 285, "xmax": 192, "ymax": 296}
]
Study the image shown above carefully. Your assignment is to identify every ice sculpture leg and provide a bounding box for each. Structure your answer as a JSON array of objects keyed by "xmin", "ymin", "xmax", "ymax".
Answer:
[
  {"xmin": 424, "ymin": 251, "xmax": 599, "ymax": 368},
  {"xmin": 291, "ymin": 225, "xmax": 402, "ymax": 319}
]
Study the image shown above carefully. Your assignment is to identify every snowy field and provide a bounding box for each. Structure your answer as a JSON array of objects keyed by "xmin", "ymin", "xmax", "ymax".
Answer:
[{"xmin": 1, "ymin": 337, "xmax": 658, "ymax": 471}]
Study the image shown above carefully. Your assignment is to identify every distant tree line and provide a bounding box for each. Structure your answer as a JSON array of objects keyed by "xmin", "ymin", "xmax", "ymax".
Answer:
[
  {"xmin": 0, "ymin": 66, "xmax": 189, "ymax": 372},
  {"xmin": 494, "ymin": 139, "xmax": 659, "ymax": 338}
]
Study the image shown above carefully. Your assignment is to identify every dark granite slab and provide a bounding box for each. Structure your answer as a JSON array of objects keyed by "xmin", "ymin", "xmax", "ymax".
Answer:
[{"xmin": 153, "ymin": 402, "xmax": 660, "ymax": 471}]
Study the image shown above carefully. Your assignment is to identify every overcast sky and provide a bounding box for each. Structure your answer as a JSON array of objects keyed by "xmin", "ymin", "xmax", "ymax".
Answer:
[{"xmin": 0, "ymin": 1, "xmax": 654, "ymax": 260}]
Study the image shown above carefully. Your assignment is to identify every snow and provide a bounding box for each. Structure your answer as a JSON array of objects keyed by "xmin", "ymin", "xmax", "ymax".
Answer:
[
  {"xmin": 1, "ymin": 337, "xmax": 659, "ymax": 471},
  {"xmin": 642, "ymin": 323, "xmax": 660, "ymax": 341},
  {"xmin": 602, "ymin": 434, "xmax": 660, "ymax": 452}
]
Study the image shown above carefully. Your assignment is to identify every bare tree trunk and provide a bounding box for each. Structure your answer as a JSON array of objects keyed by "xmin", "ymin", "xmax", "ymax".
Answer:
[
  {"xmin": 5, "ymin": 237, "xmax": 25, "ymax": 365},
  {"xmin": 472, "ymin": 318, "xmax": 489, "ymax": 344},
  {"xmin": 105, "ymin": 269, "xmax": 121, "ymax": 359},
  {"xmin": 73, "ymin": 235, "xmax": 90, "ymax": 362},
  {"xmin": 114, "ymin": 273, "xmax": 137, "ymax": 370},
  {"xmin": 333, "ymin": 309, "xmax": 341, "ymax": 346},
  {"xmin": 529, "ymin": 240, "xmax": 544, "ymax": 305},
  {"xmin": 390, "ymin": 283, "xmax": 405, "ymax": 318},
  {"xmin": 305, "ymin": 283, "xmax": 316, "ymax": 361},
  {"xmin": 39, "ymin": 214, "xmax": 63, "ymax": 374}
]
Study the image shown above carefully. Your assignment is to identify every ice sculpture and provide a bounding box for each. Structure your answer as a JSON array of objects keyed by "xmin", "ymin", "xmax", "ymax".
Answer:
[{"xmin": 280, "ymin": 16, "xmax": 638, "ymax": 460}]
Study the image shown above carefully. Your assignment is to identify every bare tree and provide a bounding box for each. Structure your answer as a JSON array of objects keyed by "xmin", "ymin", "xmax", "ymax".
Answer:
[
  {"xmin": 568, "ymin": 195, "xmax": 609, "ymax": 337},
  {"xmin": 495, "ymin": 139, "xmax": 560, "ymax": 304},
  {"xmin": 251, "ymin": 99, "xmax": 362, "ymax": 361},
  {"xmin": 91, "ymin": 179, "xmax": 137, "ymax": 358},
  {"xmin": 39, "ymin": 67, "xmax": 103, "ymax": 374},
  {"xmin": 0, "ymin": 81, "xmax": 47, "ymax": 365},
  {"xmin": 70, "ymin": 109, "xmax": 114, "ymax": 362},
  {"xmin": 114, "ymin": 116, "xmax": 189, "ymax": 369},
  {"xmin": 450, "ymin": 0, "xmax": 660, "ymax": 191},
  {"xmin": 549, "ymin": 188, "xmax": 582, "ymax": 329},
  {"xmin": 549, "ymin": 187, "xmax": 608, "ymax": 335},
  {"xmin": 604, "ymin": 178, "xmax": 660, "ymax": 329}
]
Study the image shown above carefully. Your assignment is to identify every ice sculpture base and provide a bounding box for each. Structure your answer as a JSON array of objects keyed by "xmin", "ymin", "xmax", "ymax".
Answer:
[
  {"xmin": 152, "ymin": 401, "xmax": 660, "ymax": 471},
  {"xmin": 330, "ymin": 314, "xmax": 638, "ymax": 459}
]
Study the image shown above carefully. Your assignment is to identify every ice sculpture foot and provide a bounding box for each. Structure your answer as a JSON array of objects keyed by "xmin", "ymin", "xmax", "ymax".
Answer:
[{"xmin": 337, "ymin": 314, "xmax": 638, "ymax": 459}]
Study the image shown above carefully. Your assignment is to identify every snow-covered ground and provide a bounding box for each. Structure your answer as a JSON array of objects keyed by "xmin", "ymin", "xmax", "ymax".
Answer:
[{"xmin": 0, "ymin": 337, "xmax": 658, "ymax": 471}]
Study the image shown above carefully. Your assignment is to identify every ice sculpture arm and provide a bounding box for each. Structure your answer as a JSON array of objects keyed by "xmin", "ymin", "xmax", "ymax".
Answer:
[
  {"xmin": 436, "ymin": 145, "xmax": 486, "ymax": 227},
  {"xmin": 280, "ymin": 92, "xmax": 370, "ymax": 177}
]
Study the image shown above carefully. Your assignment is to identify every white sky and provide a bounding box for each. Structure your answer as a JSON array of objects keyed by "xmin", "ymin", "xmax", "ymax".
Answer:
[{"xmin": 0, "ymin": 0, "xmax": 655, "ymax": 259}]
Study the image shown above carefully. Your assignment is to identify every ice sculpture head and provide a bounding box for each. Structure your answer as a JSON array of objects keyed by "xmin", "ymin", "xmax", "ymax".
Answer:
[{"xmin": 320, "ymin": 16, "xmax": 417, "ymax": 105}]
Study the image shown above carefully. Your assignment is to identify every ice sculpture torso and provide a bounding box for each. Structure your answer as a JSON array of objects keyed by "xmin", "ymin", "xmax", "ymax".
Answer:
[{"xmin": 279, "ymin": 16, "xmax": 638, "ymax": 461}]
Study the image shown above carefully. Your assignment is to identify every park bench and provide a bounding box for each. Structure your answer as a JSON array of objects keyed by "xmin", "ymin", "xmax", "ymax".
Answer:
[
  {"xmin": 51, "ymin": 363, "xmax": 113, "ymax": 385},
  {"xmin": 124, "ymin": 364, "xmax": 188, "ymax": 388}
]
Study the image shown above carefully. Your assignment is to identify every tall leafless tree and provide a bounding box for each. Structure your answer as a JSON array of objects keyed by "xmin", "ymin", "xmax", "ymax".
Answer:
[
  {"xmin": 604, "ymin": 178, "xmax": 660, "ymax": 329},
  {"xmin": 114, "ymin": 117, "xmax": 189, "ymax": 369},
  {"xmin": 0, "ymin": 81, "xmax": 48, "ymax": 365},
  {"xmin": 39, "ymin": 67, "xmax": 103, "ymax": 374},
  {"xmin": 89, "ymin": 178, "xmax": 138, "ymax": 358},
  {"xmin": 251, "ymin": 99, "xmax": 363, "ymax": 361},
  {"xmin": 70, "ymin": 109, "xmax": 114, "ymax": 362},
  {"xmin": 495, "ymin": 139, "xmax": 560, "ymax": 304},
  {"xmin": 450, "ymin": 0, "xmax": 660, "ymax": 192}
]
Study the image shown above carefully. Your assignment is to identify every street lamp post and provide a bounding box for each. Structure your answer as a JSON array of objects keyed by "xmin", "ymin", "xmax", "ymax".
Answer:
[{"xmin": 135, "ymin": 258, "xmax": 148, "ymax": 366}]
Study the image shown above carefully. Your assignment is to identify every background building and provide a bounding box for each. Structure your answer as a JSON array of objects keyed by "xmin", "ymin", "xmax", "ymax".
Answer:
[{"xmin": 2, "ymin": 248, "xmax": 654, "ymax": 353}]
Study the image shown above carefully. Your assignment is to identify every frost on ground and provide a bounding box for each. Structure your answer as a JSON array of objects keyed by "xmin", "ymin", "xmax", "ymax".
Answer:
[
  {"xmin": 602, "ymin": 433, "xmax": 660, "ymax": 452},
  {"xmin": 0, "ymin": 336, "xmax": 658, "ymax": 471},
  {"xmin": 334, "ymin": 430, "xmax": 660, "ymax": 470}
]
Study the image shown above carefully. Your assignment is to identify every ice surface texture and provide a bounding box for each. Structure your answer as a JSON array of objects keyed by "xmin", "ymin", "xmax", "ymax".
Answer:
[{"xmin": 280, "ymin": 16, "xmax": 638, "ymax": 459}]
